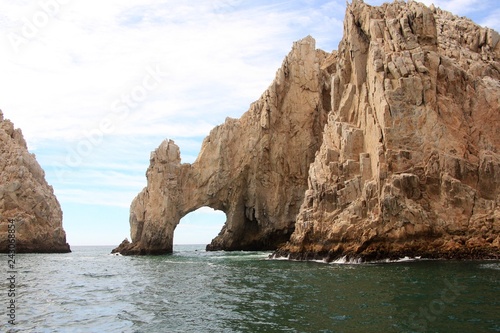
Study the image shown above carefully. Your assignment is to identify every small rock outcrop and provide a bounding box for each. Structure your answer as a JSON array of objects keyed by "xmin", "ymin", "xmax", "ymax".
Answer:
[
  {"xmin": 111, "ymin": 238, "xmax": 130, "ymax": 254},
  {"xmin": 116, "ymin": 0, "xmax": 499, "ymax": 260},
  {"xmin": 0, "ymin": 111, "xmax": 70, "ymax": 253}
]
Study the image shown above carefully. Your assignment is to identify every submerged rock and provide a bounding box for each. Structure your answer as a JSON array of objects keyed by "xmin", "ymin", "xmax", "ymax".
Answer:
[
  {"xmin": 0, "ymin": 110, "xmax": 70, "ymax": 253},
  {"xmin": 116, "ymin": 0, "xmax": 499, "ymax": 260}
]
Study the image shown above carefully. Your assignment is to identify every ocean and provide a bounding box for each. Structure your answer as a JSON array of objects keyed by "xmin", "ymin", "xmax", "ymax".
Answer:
[{"xmin": 3, "ymin": 245, "xmax": 499, "ymax": 332}]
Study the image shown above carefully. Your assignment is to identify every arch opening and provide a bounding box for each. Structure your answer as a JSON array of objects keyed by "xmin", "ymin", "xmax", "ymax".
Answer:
[{"xmin": 174, "ymin": 207, "xmax": 226, "ymax": 247}]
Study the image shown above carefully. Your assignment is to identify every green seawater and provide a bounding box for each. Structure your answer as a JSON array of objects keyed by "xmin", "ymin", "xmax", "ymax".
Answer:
[{"xmin": 4, "ymin": 245, "xmax": 499, "ymax": 332}]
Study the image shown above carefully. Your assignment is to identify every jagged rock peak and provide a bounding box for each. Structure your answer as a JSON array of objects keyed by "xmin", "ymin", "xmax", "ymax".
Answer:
[
  {"xmin": 0, "ymin": 111, "xmax": 70, "ymax": 253},
  {"xmin": 275, "ymin": 0, "xmax": 499, "ymax": 261}
]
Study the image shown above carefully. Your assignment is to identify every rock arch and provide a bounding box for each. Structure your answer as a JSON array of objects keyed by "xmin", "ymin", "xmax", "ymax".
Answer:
[
  {"xmin": 115, "ymin": 2, "xmax": 500, "ymax": 260},
  {"xmin": 115, "ymin": 37, "xmax": 331, "ymax": 255},
  {"xmin": 114, "ymin": 1, "xmax": 500, "ymax": 260}
]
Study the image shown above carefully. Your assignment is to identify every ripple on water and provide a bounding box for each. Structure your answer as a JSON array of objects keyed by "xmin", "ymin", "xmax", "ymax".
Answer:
[
  {"xmin": 9, "ymin": 247, "xmax": 500, "ymax": 333},
  {"xmin": 479, "ymin": 262, "xmax": 500, "ymax": 271}
]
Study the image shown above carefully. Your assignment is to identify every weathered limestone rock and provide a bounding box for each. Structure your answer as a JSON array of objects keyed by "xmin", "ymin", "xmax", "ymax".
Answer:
[
  {"xmin": 276, "ymin": 0, "xmax": 500, "ymax": 261},
  {"xmin": 116, "ymin": 37, "xmax": 330, "ymax": 254},
  {"xmin": 117, "ymin": 0, "xmax": 499, "ymax": 260},
  {"xmin": 0, "ymin": 111, "xmax": 70, "ymax": 253}
]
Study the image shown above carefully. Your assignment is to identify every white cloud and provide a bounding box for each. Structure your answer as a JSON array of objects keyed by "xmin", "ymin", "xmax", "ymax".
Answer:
[
  {"xmin": 176, "ymin": 206, "xmax": 227, "ymax": 244},
  {"xmin": 1, "ymin": 1, "xmax": 345, "ymax": 145},
  {"xmin": 55, "ymin": 188, "xmax": 138, "ymax": 208}
]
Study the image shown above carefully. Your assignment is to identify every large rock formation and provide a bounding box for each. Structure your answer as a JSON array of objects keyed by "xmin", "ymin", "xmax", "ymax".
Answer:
[
  {"xmin": 0, "ymin": 111, "xmax": 70, "ymax": 253},
  {"xmin": 116, "ymin": 0, "xmax": 500, "ymax": 260},
  {"xmin": 277, "ymin": 0, "xmax": 500, "ymax": 261},
  {"xmin": 115, "ymin": 36, "xmax": 330, "ymax": 254}
]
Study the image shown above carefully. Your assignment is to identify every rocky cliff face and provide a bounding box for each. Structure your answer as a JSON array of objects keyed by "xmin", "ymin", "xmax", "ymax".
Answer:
[
  {"xmin": 115, "ymin": 37, "xmax": 330, "ymax": 254},
  {"xmin": 277, "ymin": 0, "xmax": 500, "ymax": 261},
  {"xmin": 0, "ymin": 111, "xmax": 70, "ymax": 253},
  {"xmin": 116, "ymin": 0, "xmax": 499, "ymax": 260}
]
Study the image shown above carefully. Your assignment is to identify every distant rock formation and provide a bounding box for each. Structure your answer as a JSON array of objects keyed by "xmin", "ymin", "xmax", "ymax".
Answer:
[
  {"xmin": 0, "ymin": 111, "xmax": 70, "ymax": 253},
  {"xmin": 116, "ymin": 0, "xmax": 499, "ymax": 260}
]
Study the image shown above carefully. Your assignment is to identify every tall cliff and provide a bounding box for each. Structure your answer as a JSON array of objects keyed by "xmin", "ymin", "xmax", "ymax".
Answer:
[
  {"xmin": 278, "ymin": 0, "xmax": 500, "ymax": 261},
  {"xmin": 116, "ymin": 0, "xmax": 500, "ymax": 260},
  {"xmin": 0, "ymin": 111, "xmax": 70, "ymax": 253}
]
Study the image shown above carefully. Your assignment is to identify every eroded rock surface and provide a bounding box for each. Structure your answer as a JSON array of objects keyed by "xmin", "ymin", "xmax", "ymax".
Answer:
[
  {"xmin": 116, "ymin": 37, "xmax": 330, "ymax": 254},
  {"xmin": 277, "ymin": 0, "xmax": 500, "ymax": 261},
  {"xmin": 117, "ymin": 0, "xmax": 499, "ymax": 260},
  {"xmin": 0, "ymin": 111, "xmax": 70, "ymax": 253}
]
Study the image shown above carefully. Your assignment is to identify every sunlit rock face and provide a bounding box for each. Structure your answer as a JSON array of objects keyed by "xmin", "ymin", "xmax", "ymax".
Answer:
[
  {"xmin": 277, "ymin": 0, "xmax": 500, "ymax": 261},
  {"xmin": 0, "ymin": 111, "xmax": 70, "ymax": 253},
  {"xmin": 116, "ymin": 37, "xmax": 330, "ymax": 255},
  {"xmin": 117, "ymin": 0, "xmax": 499, "ymax": 260}
]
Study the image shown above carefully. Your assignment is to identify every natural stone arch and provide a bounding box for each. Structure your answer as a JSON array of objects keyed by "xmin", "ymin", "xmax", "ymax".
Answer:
[
  {"xmin": 124, "ymin": 134, "xmax": 309, "ymax": 255},
  {"xmin": 114, "ymin": 2, "xmax": 500, "ymax": 261},
  {"xmin": 115, "ymin": 37, "xmax": 331, "ymax": 255}
]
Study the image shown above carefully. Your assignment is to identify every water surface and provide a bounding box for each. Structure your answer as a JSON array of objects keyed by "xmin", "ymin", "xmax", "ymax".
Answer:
[{"xmin": 5, "ymin": 245, "xmax": 500, "ymax": 332}]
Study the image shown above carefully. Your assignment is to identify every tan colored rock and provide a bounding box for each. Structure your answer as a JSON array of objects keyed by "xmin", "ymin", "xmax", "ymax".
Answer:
[
  {"xmin": 117, "ymin": 1, "xmax": 499, "ymax": 260},
  {"xmin": 0, "ymin": 110, "xmax": 70, "ymax": 253},
  {"xmin": 277, "ymin": 0, "xmax": 500, "ymax": 261},
  {"xmin": 116, "ymin": 37, "xmax": 330, "ymax": 255}
]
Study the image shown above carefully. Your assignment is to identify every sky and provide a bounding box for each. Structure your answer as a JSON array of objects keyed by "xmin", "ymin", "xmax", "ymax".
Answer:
[{"xmin": 1, "ymin": 0, "xmax": 498, "ymax": 246}]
